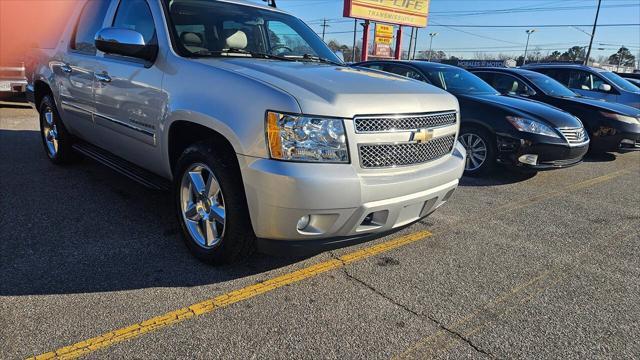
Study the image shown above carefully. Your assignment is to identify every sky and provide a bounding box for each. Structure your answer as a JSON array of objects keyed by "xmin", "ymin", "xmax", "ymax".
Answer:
[{"xmin": 246, "ymin": 0, "xmax": 640, "ymax": 62}]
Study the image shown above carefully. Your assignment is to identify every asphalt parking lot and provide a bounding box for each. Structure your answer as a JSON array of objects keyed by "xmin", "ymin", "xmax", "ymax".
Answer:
[{"xmin": 1, "ymin": 100, "xmax": 639, "ymax": 359}]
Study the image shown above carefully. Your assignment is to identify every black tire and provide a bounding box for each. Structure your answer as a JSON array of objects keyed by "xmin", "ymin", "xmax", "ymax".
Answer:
[
  {"xmin": 174, "ymin": 141, "xmax": 255, "ymax": 265},
  {"xmin": 458, "ymin": 126, "xmax": 496, "ymax": 176},
  {"xmin": 38, "ymin": 94, "xmax": 76, "ymax": 164}
]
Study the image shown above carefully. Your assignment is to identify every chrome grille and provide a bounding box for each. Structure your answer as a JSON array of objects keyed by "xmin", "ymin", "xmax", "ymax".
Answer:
[
  {"xmin": 558, "ymin": 127, "xmax": 588, "ymax": 145},
  {"xmin": 359, "ymin": 135, "xmax": 456, "ymax": 168},
  {"xmin": 355, "ymin": 112, "xmax": 457, "ymax": 133}
]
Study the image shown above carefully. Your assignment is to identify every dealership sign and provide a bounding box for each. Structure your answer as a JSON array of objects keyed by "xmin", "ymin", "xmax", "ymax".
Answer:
[{"xmin": 344, "ymin": 0, "xmax": 430, "ymax": 27}]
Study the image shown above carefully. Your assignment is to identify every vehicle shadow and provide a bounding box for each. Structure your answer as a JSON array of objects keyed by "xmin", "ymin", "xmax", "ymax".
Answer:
[
  {"xmin": 0, "ymin": 129, "xmax": 303, "ymax": 296},
  {"xmin": 459, "ymin": 168, "xmax": 536, "ymax": 187},
  {"xmin": 0, "ymin": 95, "xmax": 31, "ymax": 108},
  {"xmin": 583, "ymin": 152, "xmax": 617, "ymax": 163}
]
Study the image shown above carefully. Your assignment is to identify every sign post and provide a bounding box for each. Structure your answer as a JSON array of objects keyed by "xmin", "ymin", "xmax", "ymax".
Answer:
[{"xmin": 344, "ymin": 0, "xmax": 430, "ymax": 61}]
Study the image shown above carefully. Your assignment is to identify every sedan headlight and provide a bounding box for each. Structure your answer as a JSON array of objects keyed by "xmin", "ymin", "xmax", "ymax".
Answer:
[
  {"xmin": 600, "ymin": 111, "xmax": 640, "ymax": 125},
  {"xmin": 266, "ymin": 111, "xmax": 349, "ymax": 163},
  {"xmin": 506, "ymin": 116, "xmax": 559, "ymax": 138}
]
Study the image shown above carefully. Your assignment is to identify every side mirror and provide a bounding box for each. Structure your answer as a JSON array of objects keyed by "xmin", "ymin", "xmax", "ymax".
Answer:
[
  {"xmin": 598, "ymin": 83, "xmax": 612, "ymax": 92},
  {"xmin": 335, "ymin": 51, "xmax": 345, "ymax": 63},
  {"xmin": 95, "ymin": 28, "xmax": 158, "ymax": 62}
]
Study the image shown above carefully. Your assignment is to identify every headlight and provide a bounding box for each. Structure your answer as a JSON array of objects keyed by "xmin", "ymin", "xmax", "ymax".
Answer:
[
  {"xmin": 506, "ymin": 116, "xmax": 559, "ymax": 138},
  {"xmin": 600, "ymin": 111, "xmax": 640, "ymax": 125},
  {"xmin": 266, "ymin": 111, "xmax": 349, "ymax": 163}
]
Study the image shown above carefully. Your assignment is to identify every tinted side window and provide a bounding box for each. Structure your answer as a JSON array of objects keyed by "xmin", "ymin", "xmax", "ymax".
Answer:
[
  {"xmin": 72, "ymin": 0, "xmax": 112, "ymax": 54},
  {"xmin": 568, "ymin": 70, "xmax": 593, "ymax": 90},
  {"xmin": 492, "ymin": 73, "xmax": 532, "ymax": 96},
  {"xmin": 387, "ymin": 65, "xmax": 425, "ymax": 82},
  {"xmin": 361, "ymin": 64, "xmax": 384, "ymax": 70},
  {"xmin": 113, "ymin": 0, "xmax": 156, "ymax": 44}
]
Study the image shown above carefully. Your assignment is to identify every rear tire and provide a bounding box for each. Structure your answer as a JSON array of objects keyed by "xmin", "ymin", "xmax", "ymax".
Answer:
[
  {"xmin": 459, "ymin": 127, "xmax": 495, "ymax": 176},
  {"xmin": 38, "ymin": 94, "xmax": 76, "ymax": 164},
  {"xmin": 174, "ymin": 141, "xmax": 255, "ymax": 265}
]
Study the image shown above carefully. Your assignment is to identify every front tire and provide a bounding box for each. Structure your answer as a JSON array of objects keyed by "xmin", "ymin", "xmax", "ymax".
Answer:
[
  {"xmin": 174, "ymin": 141, "xmax": 255, "ymax": 264},
  {"xmin": 38, "ymin": 94, "xmax": 76, "ymax": 164},
  {"xmin": 459, "ymin": 127, "xmax": 495, "ymax": 176}
]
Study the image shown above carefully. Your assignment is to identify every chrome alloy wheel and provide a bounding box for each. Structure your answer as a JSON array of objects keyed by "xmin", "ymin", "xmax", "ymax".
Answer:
[
  {"xmin": 459, "ymin": 133, "xmax": 487, "ymax": 172},
  {"xmin": 180, "ymin": 163, "xmax": 226, "ymax": 249},
  {"xmin": 42, "ymin": 108, "xmax": 59, "ymax": 157}
]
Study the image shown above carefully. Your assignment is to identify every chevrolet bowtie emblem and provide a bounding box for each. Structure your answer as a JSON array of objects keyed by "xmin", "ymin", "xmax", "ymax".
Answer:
[{"xmin": 410, "ymin": 128, "xmax": 434, "ymax": 143}]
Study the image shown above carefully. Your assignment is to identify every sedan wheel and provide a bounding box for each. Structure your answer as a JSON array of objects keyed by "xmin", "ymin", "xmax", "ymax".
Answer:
[{"xmin": 459, "ymin": 133, "xmax": 488, "ymax": 172}]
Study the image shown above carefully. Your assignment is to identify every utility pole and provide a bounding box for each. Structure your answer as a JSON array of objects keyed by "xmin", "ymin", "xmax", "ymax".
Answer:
[
  {"xmin": 523, "ymin": 29, "xmax": 535, "ymax": 65},
  {"xmin": 407, "ymin": 28, "xmax": 415, "ymax": 60},
  {"xmin": 585, "ymin": 0, "xmax": 602, "ymax": 66},
  {"xmin": 320, "ymin": 18, "xmax": 329, "ymax": 41},
  {"xmin": 427, "ymin": 32, "xmax": 438, "ymax": 61},
  {"xmin": 412, "ymin": 28, "xmax": 419, "ymax": 60},
  {"xmin": 352, "ymin": 19, "xmax": 358, "ymax": 62}
]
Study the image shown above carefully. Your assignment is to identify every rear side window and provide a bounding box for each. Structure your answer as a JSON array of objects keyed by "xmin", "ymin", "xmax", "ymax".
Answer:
[
  {"xmin": 360, "ymin": 64, "xmax": 384, "ymax": 71},
  {"xmin": 72, "ymin": 0, "xmax": 112, "ymax": 54},
  {"xmin": 387, "ymin": 65, "xmax": 425, "ymax": 82},
  {"xmin": 113, "ymin": 0, "xmax": 156, "ymax": 44}
]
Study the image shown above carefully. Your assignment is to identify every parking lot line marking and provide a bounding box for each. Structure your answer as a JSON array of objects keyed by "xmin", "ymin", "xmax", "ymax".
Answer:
[
  {"xmin": 28, "ymin": 167, "xmax": 634, "ymax": 360},
  {"xmin": 28, "ymin": 230, "xmax": 434, "ymax": 360}
]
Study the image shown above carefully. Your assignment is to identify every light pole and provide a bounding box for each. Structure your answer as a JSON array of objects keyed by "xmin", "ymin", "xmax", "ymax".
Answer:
[
  {"xmin": 427, "ymin": 32, "xmax": 438, "ymax": 61},
  {"xmin": 523, "ymin": 29, "xmax": 536, "ymax": 65}
]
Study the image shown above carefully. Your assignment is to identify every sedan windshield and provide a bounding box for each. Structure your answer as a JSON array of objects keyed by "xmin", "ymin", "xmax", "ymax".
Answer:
[
  {"xmin": 525, "ymin": 72, "xmax": 577, "ymax": 97},
  {"xmin": 600, "ymin": 71, "xmax": 640, "ymax": 93},
  {"xmin": 421, "ymin": 66, "xmax": 499, "ymax": 96},
  {"xmin": 164, "ymin": 0, "xmax": 342, "ymax": 64}
]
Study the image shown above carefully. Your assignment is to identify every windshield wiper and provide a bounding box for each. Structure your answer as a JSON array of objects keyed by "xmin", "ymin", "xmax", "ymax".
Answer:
[
  {"xmin": 285, "ymin": 53, "xmax": 344, "ymax": 66},
  {"xmin": 191, "ymin": 49, "xmax": 296, "ymax": 61}
]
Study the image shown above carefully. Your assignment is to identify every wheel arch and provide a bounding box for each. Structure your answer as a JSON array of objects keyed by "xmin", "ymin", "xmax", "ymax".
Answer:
[{"xmin": 165, "ymin": 116, "xmax": 243, "ymax": 179}]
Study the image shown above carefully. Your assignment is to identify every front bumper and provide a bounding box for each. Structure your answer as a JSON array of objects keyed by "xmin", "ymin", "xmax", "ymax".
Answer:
[
  {"xmin": 238, "ymin": 141, "xmax": 465, "ymax": 249},
  {"xmin": 0, "ymin": 78, "xmax": 27, "ymax": 94},
  {"xmin": 589, "ymin": 124, "xmax": 640, "ymax": 153},
  {"xmin": 496, "ymin": 133, "xmax": 589, "ymax": 170}
]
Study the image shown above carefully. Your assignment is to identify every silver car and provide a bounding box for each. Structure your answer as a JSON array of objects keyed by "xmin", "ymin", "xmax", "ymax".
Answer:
[{"xmin": 27, "ymin": 0, "xmax": 466, "ymax": 264}]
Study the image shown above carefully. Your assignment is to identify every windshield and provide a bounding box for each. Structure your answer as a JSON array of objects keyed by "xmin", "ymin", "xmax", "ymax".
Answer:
[
  {"xmin": 525, "ymin": 72, "xmax": 577, "ymax": 97},
  {"xmin": 164, "ymin": 0, "xmax": 342, "ymax": 63},
  {"xmin": 600, "ymin": 71, "xmax": 640, "ymax": 93},
  {"xmin": 421, "ymin": 66, "xmax": 499, "ymax": 96}
]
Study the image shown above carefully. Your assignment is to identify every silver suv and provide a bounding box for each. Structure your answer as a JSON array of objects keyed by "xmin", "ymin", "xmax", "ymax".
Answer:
[{"xmin": 27, "ymin": 0, "xmax": 466, "ymax": 264}]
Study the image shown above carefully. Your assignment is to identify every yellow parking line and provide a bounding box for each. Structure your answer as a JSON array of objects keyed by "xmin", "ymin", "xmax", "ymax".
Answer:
[
  {"xmin": 29, "ymin": 167, "xmax": 634, "ymax": 359},
  {"xmin": 28, "ymin": 230, "xmax": 434, "ymax": 360}
]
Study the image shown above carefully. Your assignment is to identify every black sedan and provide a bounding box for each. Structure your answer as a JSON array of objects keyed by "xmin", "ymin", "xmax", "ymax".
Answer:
[
  {"xmin": 471, "ymin": 67, "xmax": 640, "ymax": 153},
  {"xmin": 354, "ymin": 60, "xmax": 589, "ymax": 175}
]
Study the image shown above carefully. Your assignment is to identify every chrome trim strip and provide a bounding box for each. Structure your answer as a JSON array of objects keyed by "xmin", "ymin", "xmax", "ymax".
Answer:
[
  {"xmin": 557, "ymin": 127, "xmax": 590, "ymax": 148},
  {"xmin": 60, "ymin": 100, "xmax": 93, "ymax": 115},
  {"xmin": 94, "ymin": 112, "xmax": 156, "ymax": 139}
]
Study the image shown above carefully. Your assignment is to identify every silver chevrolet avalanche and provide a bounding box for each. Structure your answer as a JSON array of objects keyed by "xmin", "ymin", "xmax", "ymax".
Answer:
[{"xmin": 27, "ymin": 0, "xmax": 466, "ymax": 264}]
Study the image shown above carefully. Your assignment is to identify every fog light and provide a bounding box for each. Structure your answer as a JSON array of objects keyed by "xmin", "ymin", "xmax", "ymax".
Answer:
[
  {"xmin": 297, "ymin": 215, "xmax": 311, "ymax": 231},
  {"xmin": 518, "ymin": 154, "xmax": 538, "ymax": 165}
]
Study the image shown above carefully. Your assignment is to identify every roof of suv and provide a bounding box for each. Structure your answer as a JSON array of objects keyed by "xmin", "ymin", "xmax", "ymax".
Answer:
[
  {"xmin": 522, "ymin": 63, "xmax": 607, "ymax": 73},
  {"xmin": 470, "ymin": 67, "xmax": 546, "ymax": 77},
  {"xmin": 172, "ymin": 0, "xmax": 285, "ymax": 13}
]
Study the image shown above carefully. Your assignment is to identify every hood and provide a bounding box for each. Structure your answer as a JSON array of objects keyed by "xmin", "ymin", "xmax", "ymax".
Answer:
[
  {"xmin": 553, "ymin": 95, "xmax": 640, "ymax": 117},
  {"xmin": 193, "ymin": 58, "xmax": 459, "ymax": 117},
  {"xmin": 459, "ymin": 94, "xmax": 582, "ymax": 128}
]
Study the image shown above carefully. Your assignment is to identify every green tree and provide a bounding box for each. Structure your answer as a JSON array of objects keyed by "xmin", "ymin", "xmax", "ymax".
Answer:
[
  {"xmin": 608, "ymin": 47, "xmax": 636, "ymax": 67},
  {"xmin": 561, "ymin": 46, "xmax": 586, "ymax": 62}
]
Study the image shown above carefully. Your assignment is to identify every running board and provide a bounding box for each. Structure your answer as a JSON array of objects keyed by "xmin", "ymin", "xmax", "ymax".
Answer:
[{"xmin": 72, "ymin": 142, "xmax": 171, "ymax": 191}]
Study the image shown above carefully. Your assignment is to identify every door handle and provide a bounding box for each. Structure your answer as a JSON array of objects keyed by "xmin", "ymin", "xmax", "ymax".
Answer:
[
  {"xmin": 95, "ymin": 73, "xmax": 111, "ymax": 83},
  {"xmin": 61, "ymin": 64, "xmax": 72, "ymax": 73}
]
